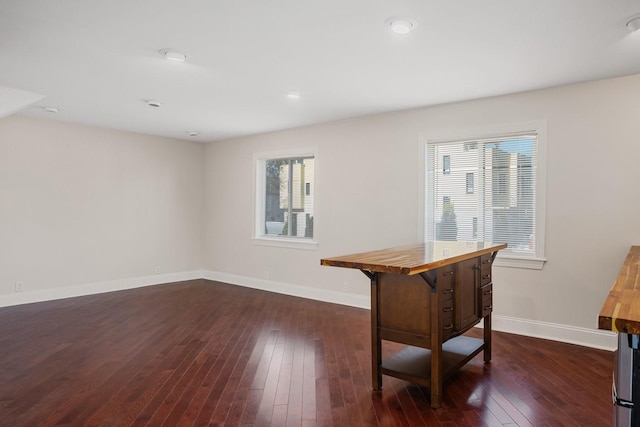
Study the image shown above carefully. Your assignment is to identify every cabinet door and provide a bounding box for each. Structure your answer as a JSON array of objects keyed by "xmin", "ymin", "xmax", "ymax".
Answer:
[
  {"xmin": 377, "ymin": 273, "xmax": 431, "ymax": 347},
  {"xmin": 455, "ymin": 257, "xmax": 480, "ymax": 332}
]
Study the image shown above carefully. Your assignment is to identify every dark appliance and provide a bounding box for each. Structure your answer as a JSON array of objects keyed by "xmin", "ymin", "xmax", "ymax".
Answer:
[{"xmin": 613, "ymin": 333, "xmax": 640, "ymax": 426}]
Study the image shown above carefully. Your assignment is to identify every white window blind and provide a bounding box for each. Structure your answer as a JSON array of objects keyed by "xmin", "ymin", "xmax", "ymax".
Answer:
[{"xmin": 425, "ymin": 133, "xmax": 538, "ymax": 260}]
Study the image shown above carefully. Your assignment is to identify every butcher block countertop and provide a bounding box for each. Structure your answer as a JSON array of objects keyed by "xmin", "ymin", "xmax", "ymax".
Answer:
[
  {"xmin": 320, "ymin": 241, "xmax": 507, "ymax": 275},
  {"xmin": 599, "ymin": 246, "xmax": 640, "ymax": 334}
]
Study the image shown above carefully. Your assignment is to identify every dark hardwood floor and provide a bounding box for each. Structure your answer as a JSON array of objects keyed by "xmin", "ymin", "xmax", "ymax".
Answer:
[{"xmin": 0, "ymin": 280, "xmax": 613, "ymax": 426}]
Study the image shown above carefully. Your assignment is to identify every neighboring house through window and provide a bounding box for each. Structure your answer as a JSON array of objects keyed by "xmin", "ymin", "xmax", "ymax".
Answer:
[
  {"xmin": 254, "ymin": 148, "xmax": 317, "ymax": 249},
  {"xmin": 424, "ymin": 123, "xmax": 546, "ymax": 269}
]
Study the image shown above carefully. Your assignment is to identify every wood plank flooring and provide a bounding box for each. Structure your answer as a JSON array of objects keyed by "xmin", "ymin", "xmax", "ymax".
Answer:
[{"xmin": 0, "ymin": 280, "xmax": 613, "ymax": 426}]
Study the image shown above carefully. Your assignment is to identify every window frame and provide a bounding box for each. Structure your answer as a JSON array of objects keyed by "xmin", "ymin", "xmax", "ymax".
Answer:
[
  {"xmin": 465, "ymin": 172, "xmax": 474, "ymax": 194},
  {"xmin": 253, "ymin": 147, "xmax": 318, "ymax": 250},
  {"xmin": 472, "ymin": 217, "xmax": 478, "ymax": 239},
  {"xmin": 419, "ymin": 121, "xmax": 547, "ymax": 270}
]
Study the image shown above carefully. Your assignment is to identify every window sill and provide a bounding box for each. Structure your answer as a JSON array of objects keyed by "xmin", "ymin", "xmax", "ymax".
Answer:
[
  {"xmin": 252, "ymin": 236, "xmax": 319, "ymax": 251},
  {"xmin": 494, "ymin": 256, "xmax": 546, "ymax": 270}
]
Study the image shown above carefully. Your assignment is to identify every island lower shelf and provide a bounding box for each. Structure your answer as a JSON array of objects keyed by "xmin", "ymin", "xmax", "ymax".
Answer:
[{"xmin": 381, "ymin": 336, "xmax": 485, "ymax": 387}]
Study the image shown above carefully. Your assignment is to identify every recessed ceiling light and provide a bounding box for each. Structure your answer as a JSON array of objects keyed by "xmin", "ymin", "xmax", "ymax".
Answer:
[
  {"xmin": 627, "ymin": 16, "xmax": 640, "ymax": 32},
  {"xmin": 145, "ymin": 99, "xmax": 162, "ymax": 108},
  {"xmin": 159, "ymin": 48, "xmax": 186, "ymax": 62},
  {"xmin": 42, "ymin": 106, "xmax": 59, "ymax": 113},
  {"xmin": 187, "ymin": 131, "xmax": 199, "ymax": 137},
  {"xmin": 385, "ymin": 17, "xmax": 417, "ymax": 35},
  {"xmin": 284, "ymin": 91, "xmax": 301, "ymax": 100}
]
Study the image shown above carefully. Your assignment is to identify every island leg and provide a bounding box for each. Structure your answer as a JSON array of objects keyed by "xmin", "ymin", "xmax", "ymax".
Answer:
[
  {"xmin": 484, "ymin": 313, "xmax": 492, "ymax": 363},
  {"xmin": 364, "ymin": 270, "xmax": 382, "ymax": 390},
  {"xmin": 430, "ymin": 286, "xmax": 443, "ymax": 408}
]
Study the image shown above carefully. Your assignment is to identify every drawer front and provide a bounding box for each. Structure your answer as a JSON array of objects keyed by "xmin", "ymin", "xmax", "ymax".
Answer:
[
  {"xmin": 438, "ymin": 265, "xmax": 456, "ymax": 339},
  {"xmin": 438, "ymin": 266, "xmax": 455, "ymax": 304},
  {"xmin": 441, "ymin": 306, "xmax": 455, "ymax": 339},
  {"xmin": 480, "ymin": 253, "xmax": 493, "ymax": 269},
  {"xmin": 440, "ymin": 299, "xmax": 455, "ymax": 339},
  {"xmin": 480, "ymin": 283, "xmax": 493, "ymax": 317},
  {"xmin": 480, "ymin": 253, "xmax": 493, "ymax": 285},
  {"xmin": 438, "ymin": 266, "xmax": 454, "ymax": 289},
  {"xmin": 480, "ymin": 270, "xmax": 492, "ymax": 286}
]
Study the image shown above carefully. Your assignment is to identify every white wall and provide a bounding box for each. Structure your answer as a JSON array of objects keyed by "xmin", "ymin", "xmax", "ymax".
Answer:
[
  {"xmin": 0, "ymin": 115, "xmax": 205, "ymax": 304},
  {"xmin": 204, "ymin": 73, "xmax": 640, "ymax": 348},
  {"xmin": 2, "ymin": 74, "xmax": 638, "ymax": 349}
]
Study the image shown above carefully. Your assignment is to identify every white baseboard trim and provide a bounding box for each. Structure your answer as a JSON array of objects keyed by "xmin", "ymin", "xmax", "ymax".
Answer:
[
  {"xmin": 202, "ymin": 270, "xmax": 370, "ymax": 310},
  {"xmin": 0, "ymin": 270, "xmax": 203, "ymax": 308},
  {"xmin": 0, "ymin": 269, "xmax": 617, "ymax": 351},
  {"xmin": 487, "ymin": 314, "xmax": 617, "ymax": 351},
  {"xmin": 204, "ymin": 271, "xmax": 615, "ymax": 350}
]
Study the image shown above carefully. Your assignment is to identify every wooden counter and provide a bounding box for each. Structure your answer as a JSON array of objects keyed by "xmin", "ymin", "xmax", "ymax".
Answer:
[
  {"xmin": 321, "ymin": 241, "xmax": 507, "ymax": 275},
  {"xmin": 598, "ymin": 246, "xmax": 640, "ymax": 334},
  {"xmin": 321, "ymin": 241, "xmax": 507, "ymax": 408}
]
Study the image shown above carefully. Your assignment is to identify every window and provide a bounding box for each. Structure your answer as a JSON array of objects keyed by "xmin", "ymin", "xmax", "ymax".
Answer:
[
  {"xmin": 443, "ymin": 155, "xmax": 450, "ymax": 174},
  {"xmin": 466, "ymin": 173, "xmax": 474, "ymax": 194},
  {"xmin": 464, "ymin": 141, "xmax": 477, "ymax": 151},
  {"xmin": 425, "ymin": 126, "xmax": 546, "ymax": 269},
  {"xmin": 255, "ymin": 149, "xmax": 317, "ymax": 249}
]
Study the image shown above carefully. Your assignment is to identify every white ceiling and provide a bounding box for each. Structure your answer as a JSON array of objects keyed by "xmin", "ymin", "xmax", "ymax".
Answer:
[{"xmin": 2, "ymin": 0, "xmax": 640, "ymax": 142}]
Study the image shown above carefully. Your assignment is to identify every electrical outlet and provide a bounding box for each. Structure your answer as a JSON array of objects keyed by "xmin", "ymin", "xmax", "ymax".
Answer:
[
  {"xmin": 343, "ymin": 281, "xmax": 349, "ymax": 292},
  {"xmin": 14, "ymin": 282, "xmax": 23, "ymax": 292},
  {"xmin": 155, "ymin": 266, "xmax": 160, "ymax": 274}
]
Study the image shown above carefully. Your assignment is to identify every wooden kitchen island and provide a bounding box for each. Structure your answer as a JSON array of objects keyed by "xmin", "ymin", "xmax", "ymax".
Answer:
[{"xmin": 321, "ymin": 241, "xmax": 507, "ymax": 408}]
